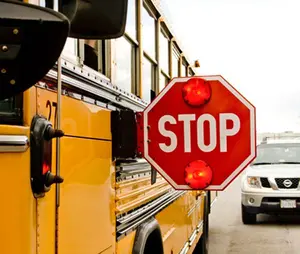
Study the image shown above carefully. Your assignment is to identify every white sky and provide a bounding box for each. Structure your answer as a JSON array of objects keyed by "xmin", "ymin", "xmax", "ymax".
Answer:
[{"xmin": 162, "ymin": 0, "xmax": 300, "ymax": 133}]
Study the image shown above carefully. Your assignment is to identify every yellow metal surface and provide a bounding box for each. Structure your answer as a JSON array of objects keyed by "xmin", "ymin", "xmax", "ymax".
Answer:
[
  {"xmin": 36, "ymin": 87, "xmax": 111, "ymax": 140},
  {"xmin": 116, "ymin": 231, "xmax": 136, "ymax": 254},
  {"xmin": 35, "ymin": 148, "xmax": 57, "ymax": 254},
  {"xmin": 58, "ymin": 137, "xmax": 114, "ymax": 254},
  {"xmin": 116, "ymin": 179, "xmax": 167, "ymax": 201},
  {"xmin": 116, "ymin": 182, "xmax": 171, "ymax": 215},
  {"xmin": 115, "ymin": 175, "xmax": 162, "ymax": 189},
  {"xmin": 155, "ymin": 194, "xmax": 189, "ymax": 254},
  {"xmin": 35, "ymin": 87, "xmax": 115, "ymax": 253},
  {"xmin": 0, "ymin": 126, "xmax": 36, "ymax": 254},
  {"xmin": 23, "ymin": 87, "xmax": 37, "ymax": 127}
]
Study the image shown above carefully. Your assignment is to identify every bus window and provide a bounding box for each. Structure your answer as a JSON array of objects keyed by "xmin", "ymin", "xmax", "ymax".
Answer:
[
  {"xmin": 0, "ymin": 95, "xmax": 23, "ymax": 125},
  {"xmin": 142, "ymin": 57, "xmax": 154, "ymax": 103},
  {"xmin": 84, "ymin": 40, "xmax": 105, "ymax": 73},
  {"xmin": 84, "ymin": 40, "xmax": 98, "ymax": 71}
]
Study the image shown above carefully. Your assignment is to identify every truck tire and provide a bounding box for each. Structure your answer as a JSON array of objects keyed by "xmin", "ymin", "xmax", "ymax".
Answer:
[{"xmin": 242, "ymin": 204, "xmax": 256, "ymax": 224}]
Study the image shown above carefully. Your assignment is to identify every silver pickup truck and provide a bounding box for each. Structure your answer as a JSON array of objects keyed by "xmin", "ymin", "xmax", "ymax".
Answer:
[{"xmin": 241, "ymin": 137, "xmax": 300, "ymax": 224}]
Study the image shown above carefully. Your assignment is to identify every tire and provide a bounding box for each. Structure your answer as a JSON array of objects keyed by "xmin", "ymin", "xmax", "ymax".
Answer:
[{"xmin": 242, "ymin": 204, "xmax": 256, "ymax": 224}]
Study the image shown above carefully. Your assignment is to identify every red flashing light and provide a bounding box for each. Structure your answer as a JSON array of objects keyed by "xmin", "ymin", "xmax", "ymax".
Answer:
[
  {"xmin": 42, "ymin": 162, "xmax": 50, "ymax": 175},
  {"xmin": 184, "ymin": 160, "xmax": 213, "ymax": 189},
  {"xmin": 182, "ymin": 78, "xmax": 211, "ymax": 107}
]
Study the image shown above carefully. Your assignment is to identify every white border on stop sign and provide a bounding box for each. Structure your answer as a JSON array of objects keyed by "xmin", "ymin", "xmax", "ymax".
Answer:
[{"xmin": 143, "ymin": 75, "xmax": 256, "ymax": 191}]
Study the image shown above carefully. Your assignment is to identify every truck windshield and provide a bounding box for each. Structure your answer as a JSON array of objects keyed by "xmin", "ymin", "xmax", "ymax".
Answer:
[
  {"xmin": 251, "ymin": 144, "xmax": 300, "ymax": 165},
  {"xmin": 0, "ymin": 95, "xmax": 23, "ymax": 125}
]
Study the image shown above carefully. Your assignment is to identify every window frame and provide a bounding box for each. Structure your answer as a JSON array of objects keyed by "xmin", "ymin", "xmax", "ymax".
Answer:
[
  {"xmin": 142, "ymin": 55, "xmax": 156, "ymax": 103},
  {"xmin": 113, "ymin": 36, "xmax": 137, "ymax": 94},
  {"xmin": 159, "ymin": 27, "xmax": 170, "ymax": 76},
  {"xmin": 172, "ymin": 44, "xmax": 181, "ymax": 78},
  {"xmin": 142, "ymin": 2, "xmax": 157, "ymax": 61},
  {"xmin": 140, "ymin": 1, "xmax": 158, "ymax": 101}
]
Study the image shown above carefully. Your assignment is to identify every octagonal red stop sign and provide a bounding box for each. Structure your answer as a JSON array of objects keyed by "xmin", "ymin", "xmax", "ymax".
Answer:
[{"xmin": 141, "ymin": 75, "xmax": 256, "ymax": 191}]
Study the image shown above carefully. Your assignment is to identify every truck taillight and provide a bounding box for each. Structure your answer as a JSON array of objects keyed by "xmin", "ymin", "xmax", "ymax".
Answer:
[{"xmin": 30, "ymin": 115, "xmax": 64, "ymax": 197}]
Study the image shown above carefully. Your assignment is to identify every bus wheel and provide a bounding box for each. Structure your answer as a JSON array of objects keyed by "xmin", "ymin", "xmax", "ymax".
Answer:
[{"xmin": 132, "ymin": 218, "xmax": 163, "ymax": 254}]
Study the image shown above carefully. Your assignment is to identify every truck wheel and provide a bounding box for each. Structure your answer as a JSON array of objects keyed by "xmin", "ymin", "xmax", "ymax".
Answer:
[{"xmin": 242, "ymin": 204, "xmax": 256, "ymax": 224}]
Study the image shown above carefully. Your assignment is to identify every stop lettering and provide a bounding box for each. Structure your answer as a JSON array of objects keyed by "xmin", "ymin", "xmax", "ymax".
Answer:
[{"xmin": 158, "ymin": 113, "xmax": 240, "ymax": 153}]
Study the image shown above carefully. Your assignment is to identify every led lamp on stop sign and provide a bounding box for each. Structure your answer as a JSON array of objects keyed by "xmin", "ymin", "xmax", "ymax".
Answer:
[
  {"xmin": 184, "ymin": 160, "xmax": 213, "ymax": 189},
  {"xmin": 182, "ymin": 78, "xmax": 211, "ymax": 107}
]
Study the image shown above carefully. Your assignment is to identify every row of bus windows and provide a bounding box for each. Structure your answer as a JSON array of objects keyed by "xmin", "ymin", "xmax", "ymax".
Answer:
[{"xmin": 60, "ymin": 0, "xmax": 195, "ymax": 103}]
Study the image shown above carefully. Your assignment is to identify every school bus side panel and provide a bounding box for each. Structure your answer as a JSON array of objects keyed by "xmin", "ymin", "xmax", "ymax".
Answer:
[
  {"xmin": 155, "ymin": 194, "xmax": 188, "ymax": 253},
  {"xmin": 36, "ymin": 88, "xmax": 115, "ymax": 254},
  {"xmin": 0, "ymin": 89, "xmax": 37, "ymax": 254},
  {"xmin": 36, "ymin": 87, "xmax": 60, "ymax": 254}
]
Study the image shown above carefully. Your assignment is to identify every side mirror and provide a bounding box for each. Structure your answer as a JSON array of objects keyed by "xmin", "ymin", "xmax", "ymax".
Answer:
[
  {"xmin": 0, "ymin": 0, "xmax": 69, "ymax": 100},
  {"xmin": 63, "ymin": 0, "xmax": 128, "ymax": 39}
]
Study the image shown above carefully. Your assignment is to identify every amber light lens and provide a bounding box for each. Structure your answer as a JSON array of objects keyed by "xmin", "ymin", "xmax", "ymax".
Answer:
[
  {"xmin": 182, "ymin": 78, "xmax": 211, "ymax": 107},
  {"xmin": 185, "ymin": 160, "xmax": 213, "ymax": 189}
]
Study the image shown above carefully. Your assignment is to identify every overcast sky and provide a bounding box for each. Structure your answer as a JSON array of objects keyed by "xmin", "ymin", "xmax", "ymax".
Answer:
[{"xmin": 162, "ymin": 0, "xmax": 300, "ymax": 133}]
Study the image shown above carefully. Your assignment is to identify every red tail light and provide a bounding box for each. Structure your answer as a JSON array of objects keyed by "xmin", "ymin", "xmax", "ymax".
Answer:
[
  {"xmin": 184, "ymin": 160, "xmax": 213, "ymax": 189},
  {"xmin": 42, "ymin": 137, "xmax": 52, "ymax": 175},
  {"xmin": 42, "ymin": 162, "xmax": 50, "ymax": 175},
  {"xmin": 30, "ymin": 115, "xmax": 64, "ymax": 196},
  {"xmin": 182, "ymin": 78, "xmax": 211, "ymax": 107}
]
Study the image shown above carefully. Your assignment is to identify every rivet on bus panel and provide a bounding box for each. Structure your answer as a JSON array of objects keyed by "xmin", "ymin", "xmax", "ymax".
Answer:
[
  {"xmin": 1, "ymin": 69, "xmax": 6, "ymax": 74},
  {"xmin": 13, "ymin": 29, "xmax": 19, "ymax": 35},
  {"xmin": 10, "ymin": 79, "xmax": 16, "ymax": 85}
]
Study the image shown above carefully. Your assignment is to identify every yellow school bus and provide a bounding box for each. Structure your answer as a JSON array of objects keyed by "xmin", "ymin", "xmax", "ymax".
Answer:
[{"xmin": 0, "ymin": 0, "xmax": 217, "ymax": 253}]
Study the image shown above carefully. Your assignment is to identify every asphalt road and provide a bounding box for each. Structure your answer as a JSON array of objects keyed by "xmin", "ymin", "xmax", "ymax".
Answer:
[{"xmin": 207, "ymin": 174, "xmax": 300, "ymax": 254}]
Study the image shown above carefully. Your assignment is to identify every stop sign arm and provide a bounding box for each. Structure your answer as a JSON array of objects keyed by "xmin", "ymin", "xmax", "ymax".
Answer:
[{"xmin": 136, "ymin": 112, "xmax": 145, "ymax": 158}]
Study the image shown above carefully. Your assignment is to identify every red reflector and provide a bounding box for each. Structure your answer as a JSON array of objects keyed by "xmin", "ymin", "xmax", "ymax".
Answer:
[
  {"xmin": 184, "ymin": 160, "xmax": 212, "ymax": 189},
  {"xmin": 42, "ymin": 162, "xmax": 50, "ymax": 175},
  {"xmin": 182, "ymin": 78, "xmax": 211, "ymax": 107}
]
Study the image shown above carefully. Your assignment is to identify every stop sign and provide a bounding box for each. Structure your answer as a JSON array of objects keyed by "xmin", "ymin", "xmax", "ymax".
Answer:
[{"xmin": 140, "ymin": 75, "xmax": 256, "ymax": 191}]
